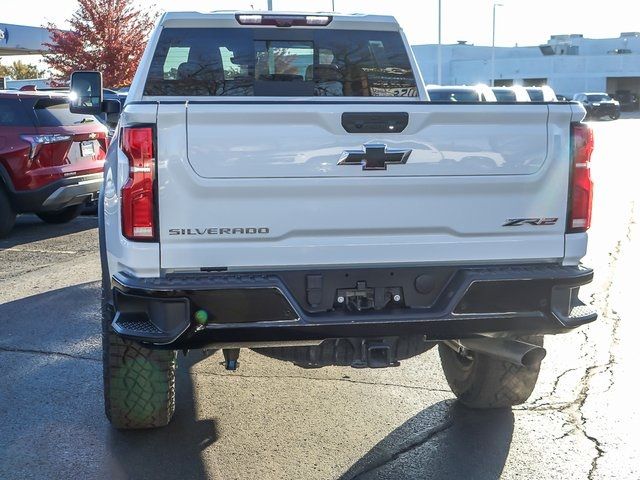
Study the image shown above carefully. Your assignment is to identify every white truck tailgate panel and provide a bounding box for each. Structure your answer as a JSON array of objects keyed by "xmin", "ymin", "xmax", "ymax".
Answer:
[{"xmin": 157, "ymin": 103, "xmax": 571, "ymax": 270}]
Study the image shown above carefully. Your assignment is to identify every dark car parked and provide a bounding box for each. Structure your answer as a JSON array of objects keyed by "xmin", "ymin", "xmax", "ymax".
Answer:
[
  {"xmin": 610, "ymin": 91, "xmax": 639, "ymax": 112},
  {"xmin": 572, "ymin": 92, "xmax": 621, "ymax": 120},
  {"xmin": 0, "ymin": 90, "xmax": 108, "ymax": 237}
]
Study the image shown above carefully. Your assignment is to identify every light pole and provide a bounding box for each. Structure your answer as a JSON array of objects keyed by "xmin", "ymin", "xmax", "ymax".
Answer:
[
  {"xmin": 491, "ymin": 3, "xmax": 503, "ymax": 87},
  {"xmin": 332, "ymin": 0, "xmax": 335, "ymax": 11},
  {"xmin": 437, "ymin": 0, "xmax": 442, "ymax": 84},
  {"xmin": 267, "ymin": 0, "xmax": 273, "ymax": 10}
]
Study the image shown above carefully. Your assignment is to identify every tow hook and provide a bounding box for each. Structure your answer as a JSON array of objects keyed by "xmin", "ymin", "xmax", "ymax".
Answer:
[{"xmin": 223, "ymin": 348, "xmax": 240, "ymax": 371}]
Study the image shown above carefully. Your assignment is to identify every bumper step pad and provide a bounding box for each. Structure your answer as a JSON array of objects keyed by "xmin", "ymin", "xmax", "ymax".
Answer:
[{"xmin": 113, "ymin": 314, "xmax": 162, "ymax": 335}]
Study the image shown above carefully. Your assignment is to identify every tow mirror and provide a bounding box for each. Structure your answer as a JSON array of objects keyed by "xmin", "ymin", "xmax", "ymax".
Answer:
[{"xmin": 69, "ymin": 71, "xmax": 103, "ymax": 115}]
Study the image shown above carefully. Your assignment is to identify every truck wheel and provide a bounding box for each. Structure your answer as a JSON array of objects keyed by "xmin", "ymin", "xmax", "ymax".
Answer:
[
  {"xmin": 102, "ymin": 294, "xmax": 177, "ymax": 429},
  {"xmin": 609, "ymin": 111, "xmax": 620, "ymax": 120},
  {"xmin": 0, "ymin": 187, "xmax": 16, "ymax": 238},
  {"xmin": 438, "ymin": 335, "xmax": 543, "ymax": 409},
  {"xmin": 36, "ymin": 204, "xmax": 83, "ymax": 224}
]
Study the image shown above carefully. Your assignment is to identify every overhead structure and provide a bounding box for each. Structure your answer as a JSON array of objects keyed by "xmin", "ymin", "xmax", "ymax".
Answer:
[{"xmin": 0, "ymin": 23, "xmax": 51, "ymax": 56}]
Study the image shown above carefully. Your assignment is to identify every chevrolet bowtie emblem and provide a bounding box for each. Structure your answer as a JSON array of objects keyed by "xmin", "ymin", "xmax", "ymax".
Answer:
[{"xmin": 338, "ymin": 144, "xmax": 412, "ymax": 171}]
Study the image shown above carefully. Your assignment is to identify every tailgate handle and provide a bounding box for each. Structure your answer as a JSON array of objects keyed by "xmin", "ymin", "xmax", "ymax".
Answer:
[{"xmin": 341, "ymin": 112, "xmax": 409, "ymax": 134}]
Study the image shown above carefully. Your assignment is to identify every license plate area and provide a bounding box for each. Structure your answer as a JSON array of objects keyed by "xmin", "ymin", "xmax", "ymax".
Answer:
[
  {"xmin": 80, "ymin": 141, "xmax": 96, "ymax": 157},
  {"xmin": 336, "ymin": 281, "xmax": 404, "ymax": 312}
]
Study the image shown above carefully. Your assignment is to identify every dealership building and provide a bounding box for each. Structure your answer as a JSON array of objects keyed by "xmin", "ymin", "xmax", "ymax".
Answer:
[
  {"xmin": 413, "ymin": 32, "xmax": 640, "ymax": 99},
  {"xmin": 0, "ymin": 22, "xmax": 51, "ymax": 89},
  {"xmin": 0, "ymin": 23, "xmax": 50, "ymax": 55}
]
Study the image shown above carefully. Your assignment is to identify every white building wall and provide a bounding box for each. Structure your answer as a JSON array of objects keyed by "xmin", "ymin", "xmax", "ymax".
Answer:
[{"xmin": 412, "ymin": 33, "xmax": 640, "ymax": 98}]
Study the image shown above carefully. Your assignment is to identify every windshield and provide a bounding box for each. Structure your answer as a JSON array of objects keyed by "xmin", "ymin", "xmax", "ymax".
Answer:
[
  {"xmin": 587, "ymin": 94, "xmax": 612, "ymax": 102},
  {"xmin": 145, "ymin": 28, "xmax": 418, "ymax": 97},
  {"xmin": 427, "ymin": 89, "xmax": 480, "ymax": 102}
]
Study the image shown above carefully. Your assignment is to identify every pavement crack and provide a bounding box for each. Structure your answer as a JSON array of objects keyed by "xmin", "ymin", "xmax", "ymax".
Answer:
[
  {"xmin": 573, "ymin": 364, "xmax": 606, "ymax": 480},
  {"xmin": 0, "ymin": 346, "xmax": 100, "ymax": 363},
  {"xmin": 0, "ymin": 247, "xmax": 77, "ymax": 255},
  {"xmin": 529, "ymin": 366, "xmax": 582, "ymax": 406},
  {"xmin": 526, "ymin": 203, "xmax": 635, "ymax": 475},
  {"xmin": 514, "ymin": 401, "xmax": 570, "ymax": 412},
  {"xmin": 550, "ymin": 367, "xmax": 580, "ymax": 396},
  {"xmin": 554, "ymin": 203, "xmax": 635, "ymax": 478},
  {"xmin": 190, "ymin": 369, "xmax": 451, "ymax": 393}
]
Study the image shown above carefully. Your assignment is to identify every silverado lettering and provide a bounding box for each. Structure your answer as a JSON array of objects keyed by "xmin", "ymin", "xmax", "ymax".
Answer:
[{"xmin": 169, "ymin": 227, "xmax": 270, "ymax": 236}]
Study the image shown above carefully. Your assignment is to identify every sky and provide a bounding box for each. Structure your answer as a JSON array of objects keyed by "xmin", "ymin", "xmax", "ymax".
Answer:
[{"xmin": 2, "ymin": 0, "xmax": 640, "ymax": 66}]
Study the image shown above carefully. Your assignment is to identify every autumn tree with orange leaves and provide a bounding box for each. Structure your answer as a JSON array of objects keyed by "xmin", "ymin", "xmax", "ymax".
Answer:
[{"xmin": 44, "ymin": 0, "xmax": 157, "ymax": 88}]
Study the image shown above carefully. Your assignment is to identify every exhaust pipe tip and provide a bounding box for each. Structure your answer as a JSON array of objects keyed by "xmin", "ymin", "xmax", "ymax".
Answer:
[
  {"xmin": 455, "ymin": 337, "xmax": 547, "ymax": 369},
  {"xmin": 520, "ymin": 345, "xmax": 546, "ymax": 368}
]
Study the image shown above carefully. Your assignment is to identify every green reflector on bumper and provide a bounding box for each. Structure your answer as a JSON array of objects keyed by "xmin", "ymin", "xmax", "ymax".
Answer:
[{"xmin": 194, "ymin": 309, "xmax": 209, "ymax": 325}]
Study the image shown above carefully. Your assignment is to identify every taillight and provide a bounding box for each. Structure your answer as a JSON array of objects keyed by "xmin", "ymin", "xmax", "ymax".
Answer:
[
  {"xmin": 568, "ymin": 123, "xmax": 594, "ymax": 233},
  {"xmin": 235, "ymin": 14, "xmax": 332, "ymax": 27},
  {"xmin": 20, "ymin": 134, "xmax": 72, "ymax": 159},
  {"xmin": 120, "ymin": 126, "xmax": 156, "ymax": 241}
]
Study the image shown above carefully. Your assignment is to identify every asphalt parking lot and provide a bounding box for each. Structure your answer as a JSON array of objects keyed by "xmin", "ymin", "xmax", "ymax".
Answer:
[{"xmin": 1, "ymin": 118, "xmax": 638, "ymax": 480}]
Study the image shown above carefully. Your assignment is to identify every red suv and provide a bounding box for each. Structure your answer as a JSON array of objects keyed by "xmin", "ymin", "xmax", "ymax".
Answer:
[{"xmin": 0, "ymin": 90, "xmax": 108, "ymax": 237}]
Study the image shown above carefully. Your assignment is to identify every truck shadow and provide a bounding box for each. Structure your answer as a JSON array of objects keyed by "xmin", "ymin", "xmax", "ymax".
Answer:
[
  {"xmin": 0, "ymin": 214, "xmax": 97, "ymax": 248},
  {"xmin": 1, "ymin": 281, "xmax": 512, "ymax": 480},
  {"xmin": 0, "ymin": 282, "xmax": 216, "ymax": 480},
  {"xmin": 340, "ymin": 401, "xmax": 514, "ymax": 480}
]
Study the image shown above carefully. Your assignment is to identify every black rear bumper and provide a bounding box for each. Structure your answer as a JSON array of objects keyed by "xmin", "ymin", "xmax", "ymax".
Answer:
[
  {"xmin": 9, "ymin": 173, "xmax": 103, "ymax": 213},
  {"xmin": 110, "ymin": 264, "xmax": 597, "ymax": 349}
]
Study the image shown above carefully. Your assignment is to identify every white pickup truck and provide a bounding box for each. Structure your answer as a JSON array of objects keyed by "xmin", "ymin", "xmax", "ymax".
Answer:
[{"xmin": 69, "ymin": 11, "xmax": 597, "ymax": 429}]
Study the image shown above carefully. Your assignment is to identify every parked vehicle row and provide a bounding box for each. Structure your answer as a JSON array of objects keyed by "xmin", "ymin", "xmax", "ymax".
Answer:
[
  {"xmin": 426, "ymin": 84, "xmax": 557, "ymax": 103},
  {"xmin": 426, "ymin": 85, "xmax": 623, "ymax": 121}
]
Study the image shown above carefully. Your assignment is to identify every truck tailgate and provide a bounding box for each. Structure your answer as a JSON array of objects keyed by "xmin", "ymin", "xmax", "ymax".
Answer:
[{"xmin": 156, "ymin": 102, "xmax": 572, "ymax": 270}]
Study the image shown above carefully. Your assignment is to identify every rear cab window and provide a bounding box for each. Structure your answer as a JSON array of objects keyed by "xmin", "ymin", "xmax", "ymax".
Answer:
[{"xmin": 144, "ymin": 28, "xmax": 418, "ymax": 97}]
